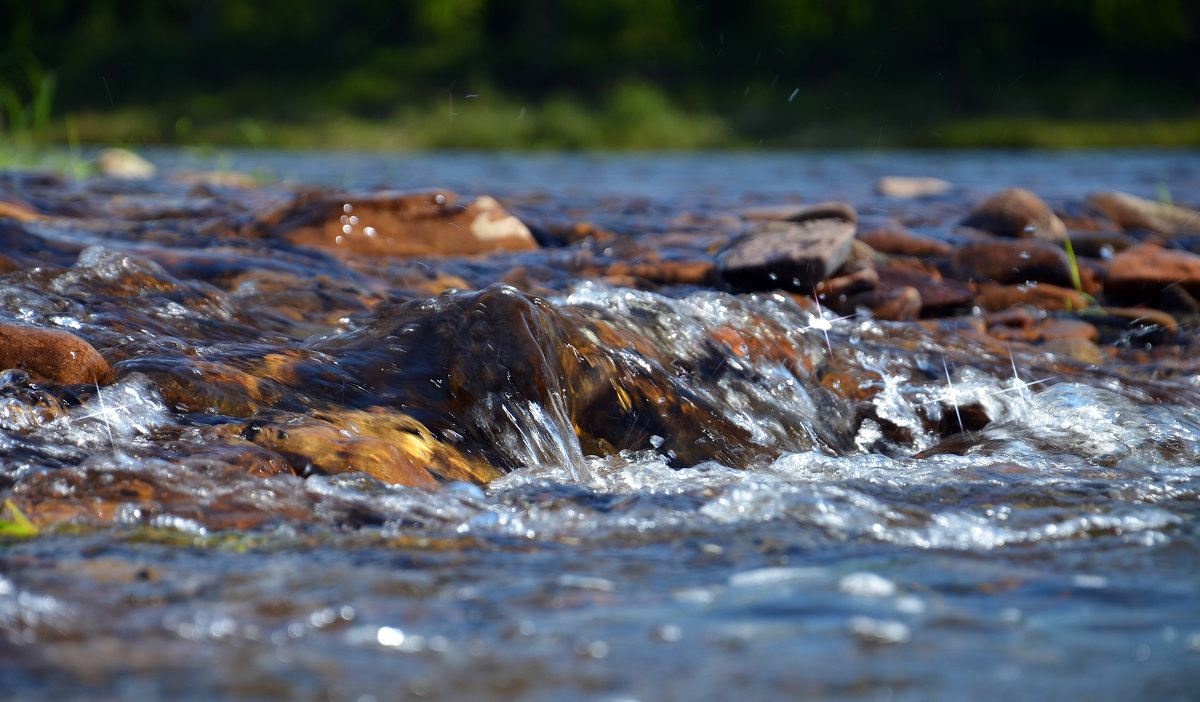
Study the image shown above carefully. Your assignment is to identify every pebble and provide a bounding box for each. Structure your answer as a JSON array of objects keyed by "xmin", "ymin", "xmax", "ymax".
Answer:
[
  {"xmin": 961, "ymin": 187, "xmax": 1067, "ymax": 240},
  {"xmin": 95, "ymin": 147, "xmax": 157, "ymax": 179},
  {"xmin": 876, "ymin": 175, "xmax": 952, "ymax": 198}
]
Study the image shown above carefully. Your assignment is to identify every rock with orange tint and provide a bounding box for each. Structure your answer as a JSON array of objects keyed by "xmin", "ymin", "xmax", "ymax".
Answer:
[
  {"xmin": 1105, "ymin": 243, "xmax": 1200, "ymax": 299},
  {"xmin": 243, "ymin": 409, "xmax": 502, "ymax": 487},
  {"xmin": 1086, "ymin": 191, "xmax": 1200, "ymax": 236},
  {"xmin": 258, "ymin": 190, "xmax": 538, "ymax": 258},
  {"xmin": 961, "ymin": 187, "xmax": 1067, "ymax": 240},
  {"xmin": 0, "ymin": 322, "xmax": 110, "ymax": 385}
]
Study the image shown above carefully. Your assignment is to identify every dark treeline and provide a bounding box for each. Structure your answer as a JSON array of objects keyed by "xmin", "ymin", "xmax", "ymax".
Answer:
[{"xmin": 2, "ymin": 0, "xmax": 1198, "ymax": 146}]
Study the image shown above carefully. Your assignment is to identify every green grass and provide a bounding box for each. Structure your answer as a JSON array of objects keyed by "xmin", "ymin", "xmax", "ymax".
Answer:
[{"xmin": 6, "ymin": 73, "xmax": 1200, "ymax": 154}]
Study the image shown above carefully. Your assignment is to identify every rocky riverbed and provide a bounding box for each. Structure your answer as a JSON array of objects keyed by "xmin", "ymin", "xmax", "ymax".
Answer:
[{"xmin": 2, "ymin": 150, "xmax": 1199, "ymax": 701}]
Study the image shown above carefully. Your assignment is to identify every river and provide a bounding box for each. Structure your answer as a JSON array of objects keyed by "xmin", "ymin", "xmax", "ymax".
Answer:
[{"xmin": 2, "ymin": 148, "xmax": 1199, "ymax": 701}]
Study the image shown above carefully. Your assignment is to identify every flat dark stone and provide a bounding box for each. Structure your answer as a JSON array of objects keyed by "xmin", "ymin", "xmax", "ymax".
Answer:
[{"xmin": 718, "ymin": 218, "xmax": 856, "ymax": 292}]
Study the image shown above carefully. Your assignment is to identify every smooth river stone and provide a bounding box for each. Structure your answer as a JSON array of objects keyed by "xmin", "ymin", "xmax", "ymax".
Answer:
[
  {"xmin": 876, "ymin": 176, "xmax": 952, "ymax": 198},
  {"xmin": 1086, "ymin": 191, "xmax": 1200, "ymax": 236},
  {"xmin": 950, "ymin": 239, "xmax": 1075, "ymax": 287},
  {"xmin": 961, "ymin": 187, "xmax": 1067, "ymax": 240},
  {"xmin": 1105, "ymin": 243, "xmax": 1200, "ymax": 298},
  {"xmin": 258, "ymin": 190, "xmax": 539, "ymax": 257},
  {"xmin": 0, "ymin": 322, "xmax": 110, "ymax": 385},
  {"xmin": 718, "ymin": 218, "xmax": 857, "ymax": 292}
]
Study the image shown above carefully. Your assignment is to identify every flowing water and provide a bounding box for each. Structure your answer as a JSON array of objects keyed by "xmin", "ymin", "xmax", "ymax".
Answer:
[{"xmin": 2, "ymin": 149, "xmax": 1200, "ymax": 701}]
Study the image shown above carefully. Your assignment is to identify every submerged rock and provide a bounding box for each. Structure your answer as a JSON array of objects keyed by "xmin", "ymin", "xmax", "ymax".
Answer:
[{"xmin": 0, "ymin": 322, "xmax": 110, "ymax": 385}]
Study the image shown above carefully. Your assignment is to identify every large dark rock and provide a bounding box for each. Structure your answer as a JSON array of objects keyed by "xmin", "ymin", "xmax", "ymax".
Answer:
[
  {"xmin": 951, "ymin": 239, "xmax": 1076, "ymax": 287},
  {"xmin": 718, "ymin": 218, "xmax": 857, "ymax": 292}
]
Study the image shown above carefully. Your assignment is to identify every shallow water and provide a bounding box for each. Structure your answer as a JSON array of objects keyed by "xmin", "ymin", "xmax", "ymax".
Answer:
[{"xmin": 2, "ymin": 149, "xmax": 1200, "ymax": 701}]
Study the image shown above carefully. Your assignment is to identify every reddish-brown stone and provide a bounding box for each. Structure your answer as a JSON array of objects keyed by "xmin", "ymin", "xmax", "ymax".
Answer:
[
  {"xmin": 255, "ymin": 190, "xmax": 539, "ymax": 258},
  {"xmin": 1105, "ymin": 243, "xmax": 1200, "ymax": 298},
  {"xmin": 0, "ymin": 322, "xmax": 110, "ymax": 385}
]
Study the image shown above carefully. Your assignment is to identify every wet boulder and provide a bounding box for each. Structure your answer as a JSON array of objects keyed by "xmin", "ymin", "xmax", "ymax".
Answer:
[
  {"xmin": 718, "ymin": 217, "xmax": 857, "ymax": 293},
  {"xmin": 961, "ymin": 187, "xmax": 1066, "ymax": 240},
  {"xmin": 312, "ymin": 285, "xmax": 772, "ymax": 474},
  {"xmin": 0, "ymin": 322, "xmax": 110, "ymax": 385},
  {"xmin": 253, "ymin": 190, "xmax": 539, "ymax": 258}
]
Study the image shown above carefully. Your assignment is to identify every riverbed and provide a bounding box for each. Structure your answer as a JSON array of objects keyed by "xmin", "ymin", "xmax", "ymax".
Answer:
[{"xmin": 2, "ymin": 148, "xmax": 1199, "ymax": 701}]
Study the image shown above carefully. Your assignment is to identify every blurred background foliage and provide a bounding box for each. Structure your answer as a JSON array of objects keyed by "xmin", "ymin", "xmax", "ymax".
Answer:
[{"xmin": 1, "ymin": 0, "xmax": 1198, "ymax": 149}]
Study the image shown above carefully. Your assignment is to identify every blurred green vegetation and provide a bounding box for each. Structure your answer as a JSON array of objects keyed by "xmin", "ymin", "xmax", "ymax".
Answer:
[{"xmin": 2, "ymin": 0, "xmax": 1198, "ymax": 150}]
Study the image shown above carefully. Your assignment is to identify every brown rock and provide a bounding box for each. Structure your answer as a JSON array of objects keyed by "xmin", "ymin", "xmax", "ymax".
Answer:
[
  {"xmin": 975, "ymin": 282, "xmax": 1090, "ymax": 313},
  {"xmin": 846, "ymin": 286, "xmax": 923, "ymax": 321},
  {"xmin": 951, "ymin": 239, "xmax": 1075, "ymax": 288},
  {"xmin": 1087, "ymin": 191, "xmax": 1200, "ymax": 236},
  {"xmin": 1088, "ymin": 306, "xmax": 1178, "ymax": 334},
  {"xmin": 1035, "ymin": 318, "xmax": 1099, "ymax": 343},
  {"xmin": 718, "ymin": 218, "xmax": 857, "ymax": 292},
  {"xmin": 961, "ymin": 187, "xmax": 1067, "ymax": 240},
  {"xmin": 856, "ymin": 221, "xmax": 951, "ymax": 257},
  {"xmin": 0, "ymin": 322, "xmax": 110, "ymax": 385},
  {"xmin": 876, "ymin": 176, "xmax": 953, "ymax": 199},
  {"xmin": 739, "ymin": 201, "xmax": 858, "ymax": 224},
  {"xmin": 1041, "ymin": 337, "xmax": 1106, "ymax": 365},
  {"xmin": 0, "ymin": 200, "xmax": 43, "ymax": 222},
  {"xmin": 259, "ymin": 190, "xmax": 539, "ymax": 258},
  {"xmin": 875, "ymin": 265, "xmax": 974, "ymax": 316},
  {"xmin": 1105, "ymin": 243, "xmax": 1200, "ymax": 298},
  {"xmin": 246, "ymin": 409, "xmax": 501, "ymax": 486},
  {"xmin": 1063, "ymin": 231, "xmax": 1139, "ymax": 259}
]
